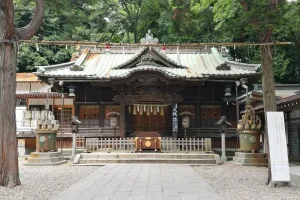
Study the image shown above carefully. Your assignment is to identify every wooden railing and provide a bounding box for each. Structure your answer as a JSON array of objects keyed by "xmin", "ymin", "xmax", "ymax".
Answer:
[
  {"xmin": 161, "ymin": 138, "xmax": 211, "ymax": 152},
  {"xmin": 85, "ymin": 137, "xmax": 211, "ymax": 153},
  {"xmin": 86, "ymin": 138, "xmax": 135, "ymax": 152}
]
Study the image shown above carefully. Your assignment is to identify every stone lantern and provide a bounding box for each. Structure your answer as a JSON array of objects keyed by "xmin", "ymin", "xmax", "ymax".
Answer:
[
  {"xmin": 71, "ymin": 116, "xmax": 81, "ymax": 158},
  {"xmin": 179, "ymin": 111, "xmax": 193, "ymax": 138},
  {"xmin": 215, "ymin": 116, "xmax": 231, "ymax": 162},
  {"xmin": 107, "ymin": 112, "xmax": 120, "ymax": 138}
]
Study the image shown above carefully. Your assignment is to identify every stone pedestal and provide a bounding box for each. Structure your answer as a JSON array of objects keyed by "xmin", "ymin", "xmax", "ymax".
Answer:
[
  {"xmin": 232, "ymin": 152, "xmax": 268, "ymax": 167},
  {"xmin": 24, "ymin": 152, "xmax": 67, "ymax": 166}
]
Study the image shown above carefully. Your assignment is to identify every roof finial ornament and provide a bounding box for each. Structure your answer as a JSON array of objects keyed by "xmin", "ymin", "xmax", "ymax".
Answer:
[{"xmin": 140, "ymin": 30, "xmax": 159, "ymax": 44}]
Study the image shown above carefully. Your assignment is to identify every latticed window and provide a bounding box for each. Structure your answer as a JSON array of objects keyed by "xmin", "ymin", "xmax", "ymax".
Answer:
[{"xmin": 54, "ymin": 106, "xmax": 73, "ymax": 128}]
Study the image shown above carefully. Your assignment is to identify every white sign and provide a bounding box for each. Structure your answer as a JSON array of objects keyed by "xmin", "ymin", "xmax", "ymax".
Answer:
[{"xmin": 267, "ymin": 112, "xmax": 290, "ymax": 183}]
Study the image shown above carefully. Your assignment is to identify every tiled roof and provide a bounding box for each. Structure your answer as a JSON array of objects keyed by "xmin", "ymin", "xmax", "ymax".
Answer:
[{"xmin": 35, "ymin": 47, "xmax": 261, "ymax": 80}]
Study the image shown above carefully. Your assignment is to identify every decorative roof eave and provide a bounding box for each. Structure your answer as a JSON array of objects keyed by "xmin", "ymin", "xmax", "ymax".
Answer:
[
  {"xmin": 225, "ymin": 60, "xmax": 261, "ymax": 72},
  {"xmin": 109, "ymin": 67, "xmax": 189, "ymax": 80},
  {"xmin": 244, "ymin": 94, "xmax": 300, "ymax": 113},
  {"xmin": 34, "ymin": 73, "xmax": 97, "ymax": 79},
  {"xmin": 203, "ymin": 72, "xmax": 262, "ymax": 79},
  {"xmin": 16, "ymin": 93, "xmax": 70, "ymax": 98},
  {"xmin": 35, "ymin": 62, "xmax": 75, "ymax": 75}
]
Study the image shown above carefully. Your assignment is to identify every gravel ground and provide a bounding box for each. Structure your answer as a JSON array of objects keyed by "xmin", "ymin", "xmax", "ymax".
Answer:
[
  {"xmin": 194, "ymin": 162, "xmax": 300, "ymax": 200},
  {"xmin": 0, "ymin": 160, "xmax": 100, "ymax": 200}
]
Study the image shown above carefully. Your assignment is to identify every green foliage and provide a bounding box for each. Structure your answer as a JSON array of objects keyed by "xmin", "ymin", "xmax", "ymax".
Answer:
[{"xmin": 14, "ymin": 0, "xmax": 300, "ymax": 84}]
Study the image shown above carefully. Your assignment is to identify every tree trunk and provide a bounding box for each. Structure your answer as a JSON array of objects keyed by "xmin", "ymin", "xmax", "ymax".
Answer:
[
  {"xmin": 0, "ymin": 41, "xmax": 20, "ymax": 188},
  {"xmin": 0, "ymin": 0, "xmax": 44, "ymax": 188},
  {"xmin": 260, "ymin": 44, "xmax": 277, "ymax": 185}
]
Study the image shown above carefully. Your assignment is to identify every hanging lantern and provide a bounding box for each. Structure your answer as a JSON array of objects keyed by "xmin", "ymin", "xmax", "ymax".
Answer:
[
  {"xmin": 157, "ymin": 105, "xmax": 160, "ymax": 112},
  {"xmin": 128, "ymin": 105, "xmax": 132, "ymax": 114},
  {"xmin": 133, "ymin": 105, "xmax": 137, "ymax": 115},
  {"xmin": 150, "ymin": 104, "xmax": 153, "ymax": 113},
  {"xmin": 137, "ymin": 104, "xmax": 140, "ymax": 112},
  {"xmin": 146, "ymin": 105, "xmax": 150, "ymax": 116},
  {"xmin": 160, "ymin": 106, "xmax": 165, "ymax": 116},
  {"xmin": 144, "ymin": 104, "xmax": 146, "ymax": 112},
  {"xmin": 179, "ymin": 111, "xmax": 193, "ymax": 129}
]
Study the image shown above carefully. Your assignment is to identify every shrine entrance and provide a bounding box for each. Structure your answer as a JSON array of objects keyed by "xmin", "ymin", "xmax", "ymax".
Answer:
[{"xmin": 129, "ymin": 103, "xmax": 169, "ymax": 133}]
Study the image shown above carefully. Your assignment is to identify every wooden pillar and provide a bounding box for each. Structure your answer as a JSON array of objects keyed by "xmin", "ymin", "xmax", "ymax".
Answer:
[
  {"xmin": 52, "ymin": 97, "xmax": 55, "ymax": 113},
  {"xmin": 119, "ymin": 95, "xmax": 125, "ymax": 138},
  {"xmin": 98, "ymin": 90, "xmax": 104, "ymax": 127},
  {"xmin": 286, "ymin": 111, "xmax": 292, "ymax": 156},
  {"xmin": 196, "ymin": 89, "xmax": 200, "ymax": 128},
  {"xmin": 99, "ymin": 103, "xmax": 105, "ymax": 127},
  {"xmin": 74, "ymin": 104, "xmax": 79, "ymax": 117}
]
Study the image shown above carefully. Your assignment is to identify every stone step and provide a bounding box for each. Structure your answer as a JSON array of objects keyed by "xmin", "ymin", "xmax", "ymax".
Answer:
[
  {"xmin": 78, "ymin": 158, "xmax": 216, "ymax": 165},
  {"xmin": 81, "ymin": 153, "xmax": 215, "ymax": 160},
  {"xmin": 29, "ymin": 152, "xmax": 61, "ymax": 158},
  {"xmin": 231, "ymin": 161, "xmax": 268, "ymax": 167},
  {"xmin": 27, "ymin": 156, "xmax": 64, "ymax": 163},
  {"xmin": 234, "ymin": 152, "xmax": 266, "ymax": 159},
  {"xmin": 233, "ymin": 157, "xmax": 268, "ymax": 164},
  {"xmin": 24, "ymin": 160, "xmax": 67, "ymax": 166}
]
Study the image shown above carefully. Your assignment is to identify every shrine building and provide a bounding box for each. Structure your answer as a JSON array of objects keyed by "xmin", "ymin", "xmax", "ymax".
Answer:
[{"xmin": 34, "ymin": 31, "xmax": 261, "ymax": 141}]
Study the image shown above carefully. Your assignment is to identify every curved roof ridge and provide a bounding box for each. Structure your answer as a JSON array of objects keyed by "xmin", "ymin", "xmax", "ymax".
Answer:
[
  {"xmin": 110, "ymin": 66, "xmax": 185, "ymax": 79},
  {"xmin": 211, "ymin": 47, "xmax": 225, "ymax": 65},
  {"xmin": 74, "ymin": 48, "xmax": 90, "ymax": 67},
  {"xmin": 153, "ymin": 48, "xmax": 187, "ymax": 69},
  {"xmin": 113, "ymin": 47, "xmax": 147, "ymax": 69}
]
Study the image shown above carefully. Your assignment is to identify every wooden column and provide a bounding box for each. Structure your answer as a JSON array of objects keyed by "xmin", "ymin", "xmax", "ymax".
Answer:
[
  {"xmin": 74, "ymin": 104, "xmax": 79, "ymax": 117},
  {"xmin": 286, "ymin": 111, "xmax": 292, "ymax": 156},
  {"xmin": 99, "ymin": 103, "xmax": 105, "ymax": 127},
  {"xmin": 119, "ymin": 95, "xmax": 125, "ymax": 138},
  {"xmin": 196, "ymin": 88, "xmax": 200, "ymax": 127}
]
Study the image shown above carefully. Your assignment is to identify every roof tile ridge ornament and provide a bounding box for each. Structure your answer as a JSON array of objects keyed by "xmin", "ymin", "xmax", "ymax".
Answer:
[
  {"xmin": 113, "ymin": 47, "xmax": 147, "ymax": 69},
  {"xmin": 140, "ymin": 30, "xmax": 159, "ymax": 44},
  {"xmin": 136, "ymin": 54, "xmax": 162, "ymax": 67},
  {"xmin": 70, "ymin": 48, "xmax": 90, "ymax": 71}
]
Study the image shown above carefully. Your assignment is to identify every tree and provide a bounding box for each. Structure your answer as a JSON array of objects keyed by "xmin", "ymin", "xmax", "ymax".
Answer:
[
  {"xmin": 201, "ymin": 0, "xmax": 287, "ymax": 184},
  {"xmin": 0, "ymin": 0, "xmax": 44, "ymax": 188}
]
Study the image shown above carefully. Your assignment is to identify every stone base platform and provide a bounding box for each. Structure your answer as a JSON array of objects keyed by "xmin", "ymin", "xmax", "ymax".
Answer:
[
  {"xmin": 232, "ymin": 152, "xmax": 268, "ymax": 167},
  {"xmin": 73, "ymin": 152, "xmax": 220, "ymax": 165},
  {"xmin": 24, "ymin": 152, "xmax": 67, "ymax": 166}
]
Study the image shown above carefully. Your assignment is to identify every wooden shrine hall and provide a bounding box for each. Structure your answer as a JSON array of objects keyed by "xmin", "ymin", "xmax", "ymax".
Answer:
[{"xmin": 35, "ymin": 31, "xmax": 261, "ymax": 139}]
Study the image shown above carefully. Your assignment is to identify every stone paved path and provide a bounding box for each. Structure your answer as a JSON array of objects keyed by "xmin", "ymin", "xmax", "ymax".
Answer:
[{"xmin": 51, "ymin": 164, "xmax": 223, "ymax": 200}]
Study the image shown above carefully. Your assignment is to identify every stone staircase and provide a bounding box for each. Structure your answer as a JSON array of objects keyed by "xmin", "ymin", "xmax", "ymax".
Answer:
[
  {"xmin": 232, "ymin": 152, "xmax": 268, "ymax": 167},
  {"xmin": 24, "ymin": 152, "xmax": 67, "ymax": 166},
  {"xmin": 73, "ymin": 152, "xmax": 220, "ymax": 165}
]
